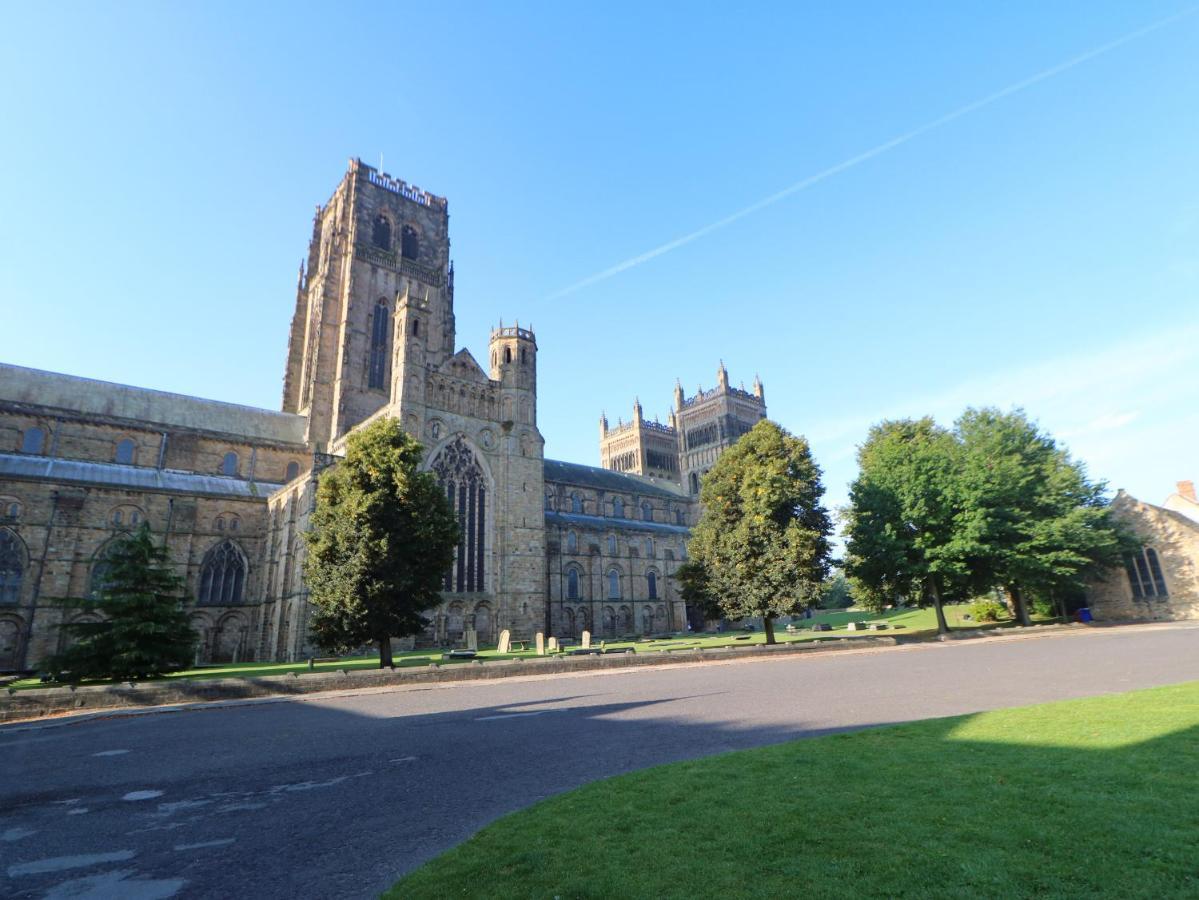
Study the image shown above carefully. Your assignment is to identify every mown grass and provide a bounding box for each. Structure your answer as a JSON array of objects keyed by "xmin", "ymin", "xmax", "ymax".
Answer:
[
  {"xmin": 388, "ymin": 681, "xmax": 1199, "ymax": 899},
  {"xmin": 6, "ymin": 604, "xmax": 1049, "ymax": 691}
]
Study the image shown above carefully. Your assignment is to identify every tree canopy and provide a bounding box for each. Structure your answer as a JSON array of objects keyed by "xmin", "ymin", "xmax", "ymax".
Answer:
[
  {"xmin": 679, "ymin": 420, "xmax": 832, "ymax": 643},
  {"xmin": 304, "ymin": 417, "xmax": 459, "ymax": 667},
  {"xmin": 46, "ymin": 524, "xmax": 197, "ymax": 681}
]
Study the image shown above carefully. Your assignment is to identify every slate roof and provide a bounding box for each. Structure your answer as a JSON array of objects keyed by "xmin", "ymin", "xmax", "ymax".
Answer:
[
  {"xmin": 0, "ymin": 453, "xmax": 284, "ymax": 500},
  {"xmin": 0, "ymin": 363, "xmax": 308, "ymax": 444},
  {"xmin": 544, "ymin": 510, "xmax": 690, "ymax": 537},
  {"xmin": 542, "ymin": 458, "xmax": 688, "ymax": 501}
]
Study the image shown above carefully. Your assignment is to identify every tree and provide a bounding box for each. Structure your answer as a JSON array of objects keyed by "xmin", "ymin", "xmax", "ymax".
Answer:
[
  {"xmin": 679, "ymin": 420, "xmax": 832, "ymax": 644},
  {"xmin": 817, "ymin": 572, "xmax": 854, "ymax": 609},
  {"xmin": 954, "ymin": 408, "xmax": 1128, "ymax": 626},
  {"xmin": 303, "ymin": 417, "xmax": 459, "ymax": 668},
  {"xmin": 45, "ymin": 524, "xmax": 197, "ymax": 681},
  {"xmin": 844, "ymin": 418, "xmax": 967, "ymax": 635}
]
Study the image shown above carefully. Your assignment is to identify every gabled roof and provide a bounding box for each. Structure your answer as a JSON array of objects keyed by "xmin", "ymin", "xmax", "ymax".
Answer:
[
  {"xmin": 438, "ymin": 349, "xmax": 490, "ymax": 384},
  {"xmin": 543, "ymin": 458, "xmax": 688, "ymax": 501}
]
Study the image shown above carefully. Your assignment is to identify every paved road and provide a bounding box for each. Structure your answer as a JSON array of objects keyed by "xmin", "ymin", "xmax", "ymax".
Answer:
[{"xmin": 2, "ymin": 625, "xmax": 1198, "ymax": 899}]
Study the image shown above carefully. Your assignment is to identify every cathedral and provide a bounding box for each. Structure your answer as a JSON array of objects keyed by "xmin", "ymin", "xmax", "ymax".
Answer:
[{"xmin": 0, "ymin": 159, "xmax": 766, "ymax": 670}]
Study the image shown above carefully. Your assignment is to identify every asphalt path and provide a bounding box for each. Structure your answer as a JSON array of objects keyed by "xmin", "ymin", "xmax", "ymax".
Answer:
[{"xmin": 2, "ymin": 624, "xmax": 1198, "ymax": 899}]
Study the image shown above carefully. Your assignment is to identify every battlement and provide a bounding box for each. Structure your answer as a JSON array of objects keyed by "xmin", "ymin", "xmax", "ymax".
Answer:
[
  {"xmin": 491, "ymin": 325, "xmax": 536, "ymax": 344},
  {"xmin": 353, "ymin": 159, "xmax": 448, "ymax": 210},
  {"xmin": 681, "ymin": 384, "xmax": 760, "ymax": 408}
]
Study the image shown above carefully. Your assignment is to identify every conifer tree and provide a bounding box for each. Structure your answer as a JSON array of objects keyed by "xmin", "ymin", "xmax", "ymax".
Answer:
[{"xmin": 47, "ymin": 524, "xmax": 197, "ymax": 681}]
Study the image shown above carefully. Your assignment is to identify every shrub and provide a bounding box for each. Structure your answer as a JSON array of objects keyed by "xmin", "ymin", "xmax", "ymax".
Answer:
[{"xmin": 969, "ymin": 599, "xmax": 1007, "ymax": 623}]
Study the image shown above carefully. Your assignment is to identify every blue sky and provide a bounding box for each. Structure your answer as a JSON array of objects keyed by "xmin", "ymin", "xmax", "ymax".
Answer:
[{"xmin": 2, "ymin": 2, "xmax": 1197, "ymax": 518}]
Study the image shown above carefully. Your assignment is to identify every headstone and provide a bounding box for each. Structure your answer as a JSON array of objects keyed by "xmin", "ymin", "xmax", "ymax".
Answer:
[
  {"xmin": 497, "ymin": 629, "xmax": 511, "ymax": 654},
  {"xmin": 464, "ymin": 628, "xmax": 478, "ymax": 651},
  {"xmin": 811, "ymin": 623, "xmax": 831, "ymax": 632},
  {"xmin": 581, "ymin": 630, "xmax": 591, "ymax": 649},
  {"xmin": 547, "ymin": 636, "xmax": 559, "ymax": 653},
  {"xmin": 535, "ymin": 632, "xmax": 545, "ymax": 656},
  {"xmin": 847, "ymin": 622, "xmax": 861, "ymax": 631}
]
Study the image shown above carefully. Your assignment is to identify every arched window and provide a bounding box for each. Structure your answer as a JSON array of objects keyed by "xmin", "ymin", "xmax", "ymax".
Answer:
[
  {"xmin": 567, "ymin": 568, "xmax": 580, "ymax": 600},
  {"xmin": 401, "ymin": 224, "xmax": 419, "ymax": 259},
  {"xmin": 285, "ymin": 461, "xmax": 300, "ymax": 481},
  {"xmin": 4, "ymin": 502, "xmax": 19, "ymax": 519},
  {"xmin": 1124, "ymin": 547, "xmax": 1169, "ymax": 599},
  {"xmin": 545, "ymin": 493, "xmax": 553, "ymax": 511},
  {"xmin": 369, "ymin": 299, "xmax": 389, "ymax": 390},
  {"xmin": 641, "ymin": 501, "xmax": 652, "ymax": 522},
  {"xmin": 675, "ymin": 509, "xmax": 684, "ymax": 525},
  {"xmin": 90, "ymin": 543, "xmax": 117, "ymax": 600},
  {"xmin": 21, "ymin": 427, "xmax": 45, "ymax": 455},
  {"xmin": 430, "ymin": 437, "xmax": 488, "ymax": 593},
  {"xmin": 520, "ymin": 348, "xmax": 527, "ymax": 365},
  {"xmin": 372, "ymin": 215, "xmax": 391, "ymax": 250},
  {"xmin": 613, "ymin": 498, "xmax": 624, "ymax": 518},
  {"xmin": 412, "ymin": 318, "xmax": 420, "ymax": 337},
  {"xmin": 689, "ymin": 472, "xmax": 699, "ymax": 494},
  {"xmin": 199, "ymin": 541, "xmax": 246, "ymax": 605},
  {"xmin": 571, "ymin": 493, "xmax": 582, "ymax": 514},
  {"xmin": 503, "ymin": 347, "xmax": 512, "ymax": 364},
  {"xmin": 112, "ymin": 509, "xmax": 123, "ymax": 527},
  {"xmin": 608, "ymin": 569, "xmax": 621, "ymax": 599},
  {"xmin": 566, "ymin": 531, "xmax": 578, "ymax": 554},
  {"xmin": 0, "ymin": 529, "xmax": 25, "ymax": 604},
  {"xmin": 607, "ymin": 534, "xmax": 617, "ymax": 555},
  {"xmin": 646, "ymin": 538, "xmax": 654, "ymax": 558},
  {"xmin": 648, "ymin": 571, "xmax": 658, "ymax": 600},
  {"xmin": 222, "ymin": 452, "xmax": 238, "ymax": 477},
  {"xmin": 115, "ymin": 438, "xmax": 135, "ymax": 465}
]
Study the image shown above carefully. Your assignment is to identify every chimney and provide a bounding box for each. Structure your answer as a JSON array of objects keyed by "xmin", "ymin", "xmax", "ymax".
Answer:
[{"xmin": 1177, "ymin": 480, "xmax": 1196, "ymax": 502}]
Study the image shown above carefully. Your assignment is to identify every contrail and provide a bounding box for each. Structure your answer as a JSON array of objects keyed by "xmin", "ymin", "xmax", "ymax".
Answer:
[{"xmin": 546, "ymin": 7, "xmax": 1198, "ymax": 301}]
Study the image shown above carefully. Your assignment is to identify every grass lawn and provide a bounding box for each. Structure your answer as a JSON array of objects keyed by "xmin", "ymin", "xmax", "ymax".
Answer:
[
  {"xmin": 388, "ymin": 681, "xmax": 1199, "ymax": 899},
  {"xmin": 5, "ymin": 605, "xmax": 1051, "ymax": 692}
]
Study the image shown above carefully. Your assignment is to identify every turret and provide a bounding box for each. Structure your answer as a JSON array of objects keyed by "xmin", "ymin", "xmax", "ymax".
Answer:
[
  {"xmin": 600, "ymin": 411, "xmax": 609, "ymax": 438},
  {"xmin": 489, "ymin": 320, "xmax": 537, "ymax": 425},
  {"xmin": 717, "ymin": 360, "xmax": 729, "ymax": 389},
  {"xmin": 633, "ymin": 397, "xmax": 643, "ymax": 423},
  {"xmin": 674, "ymin": 379, "xmax": 685, "ymax": 410},
  {"xmin": 753, "ymin": 373, "xmax": 765, "ymax": 403}
]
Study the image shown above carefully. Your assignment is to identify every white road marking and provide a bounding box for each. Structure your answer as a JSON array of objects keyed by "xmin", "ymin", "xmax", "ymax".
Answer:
[
  {"xmin": 1, "ymin": 827, "xmax": 36, "ymax": 842},
  {"xmin": 475, "ymin": 710, "xmax": 556, "ymax": 721},
  {"xmin": 66, "ymin": 808, "xmax": 89, "ymax": 816},
  {"xmin": 269, "ymin": 772, "xmax": 371, "ymax": 793},
  {"xmin": 122, "ymin": 790, "xmax": 164, "ymax": 801},
  {"xmin": 154, "ymin": 799, "xmax": 212, "ymax": 816},
  {"xmin": 92, "ymin": 749, "xmax": 130, "ymax": 757},
  {"xmin": 42, "ymin": 868, "xmax": 185, "ymax": 899},
  {"xmin": 389, "ymin": 756, "xmax": 417, "ymax": 763},
  {"xmin": 7, "ymin": 850, "xmax": 136, "ymax": 876},
  {"xmin": 173, "ymin": 837, "xmax": 235, "ymax": 851}
]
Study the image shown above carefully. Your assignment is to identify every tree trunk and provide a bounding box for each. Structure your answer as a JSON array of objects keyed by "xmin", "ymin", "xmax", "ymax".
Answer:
[
  {"xmin": 378, "ymin": 636, "xmax": 394, "ymax": 669},
  {"xmin": 928, "ymin": 577, "xmax": 950, "ymax": 635},
  {"xmin": 1009, "ymin": 585, "xmax": 1031, "ymax": 627},
  {"xmin": 763, "ymin": 614, "xmax": 776, "ymax": 645}
]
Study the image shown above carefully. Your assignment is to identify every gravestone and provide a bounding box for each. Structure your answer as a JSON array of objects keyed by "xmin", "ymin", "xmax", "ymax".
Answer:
[
  {"xmin": 464, "ymin": 628, "xmax": 478, "ymax": 651},
  {"xmin": 497, "ymin": 629, "xmax": 511, "ymax": 654},
  {"xmin": 847, "ymin": 622, "xmax": 861, "ymax": 631},
  {"xmin": 535, "ymin": 632, "xmax": 545, "ymax": 656},
  {"xmin": 811, "ymin": 623, "xmax": 831, "ymax": 632},
  {"xmin": 547, "ymin": 636, "xmax": 559, "ymax": 653},
  {"xmin": 581, "ymin": 630, "xmax": 591, "ymax": 649}
]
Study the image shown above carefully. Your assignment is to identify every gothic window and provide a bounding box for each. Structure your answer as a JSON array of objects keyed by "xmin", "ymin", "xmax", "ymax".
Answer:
[
  {"xmin": 608, "ymin": 569, "xmax": 621, "ymax": 599},
  {"xmin": 412, "ymin": 318, "xmax": 420, "ymax": 337},
  {"xmin": 520, "ymin": 348, "xmax": 527, "ymax": 364},
  {"xmin": 115, "ymin": 438, "xmax": 135, "ymax": 465},
  {"xmin": 369, "ymin": 299, "xmax": 389, "ymax": 390},
  {"xmin": 689, "ymin": 472, "xmax": 699, "ymax": 494},
  {"xmin": 571, "ymin": 493, "xmax": 582, "ymax": 514},
  {"xmin": 20, "ymin": 427, "xmax": 45, "ymax": 455},
  {"xmin": 566, "ymin": 531, "xmax": 578, "ymax": 554},
  {"xmin": 675, "ymin": 509, "xmax": 684, "ymax": 525},
  {"xmin": 612, "ymin": 498, "xmax": 624, "ymax": 518},
  {"xmin": 430, "ymin": 437, "xmax": 488, "ymax": 593},
  {"xmin": 646, "ymin": 538, "xmax": 654, "ymax": 558},
  {"xmin": 607, "ymin": 534, "xmax": 616, "ymax": 555},
  {"xmin": 222, "ymin": 452, "xmax": 238, "ymax": 477},
  {"xmin": 401, "ymin": 224, "xmax": 419, "ymax": 259},
  {"xmin": 372, "ymin": 215, "xmax": 391, "ymax": 250},
  {"xmin": 90, "ymin": 543, "xmax": 117, "ymax": 600},
  {"xmin": 286, "ymin": 461, "xmax": 300, "ymax": 481},
  {"xmin": 503, "ymin": 347, "xmax": 512, "ymax": 364},
  {"xmin": 0, "ymin": 529, "xmax": 25, "ymax": 604},
  {"xmin": 567, "ymin": 568, "xmax": 580, "ymax": 600},
  {"xmin": 648, "ymin": 571, "xmax": 658, "ymax": 600},
  {"xmin": 1124, "ymin": 547, "xmax": 1169, "ymax": 599},
  {"xmin": 199, "ymin": 541, "xmax": 246, "ymax": 605},
  {"xmin": 641, "ymin": 501, "xmax": 653, "ymax": 522}
]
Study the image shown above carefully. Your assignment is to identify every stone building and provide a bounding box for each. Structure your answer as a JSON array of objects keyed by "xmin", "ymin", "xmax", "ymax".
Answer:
[
  {"xmin": 1086, "ymin": 482, "xmax": 1199, "ymax": 622},
  {"xmin": 0, "ymin": 159, "xmax": 767, "ymax": 671}
]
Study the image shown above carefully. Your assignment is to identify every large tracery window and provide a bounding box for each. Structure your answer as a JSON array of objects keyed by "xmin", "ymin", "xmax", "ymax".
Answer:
[
  {"xmin": 368, "ymin": 299, "xmax": 389, "ymax": 390},
  {"xmin": 0, "ymin": 529, "xmax": 24, "ymax": 605},
  {"xmin": 199, "ymin": 540, "xmax": 246, "ymax": 605},
  {"xmin": 431, "ymin": 437, "xmax": 487, "ymax": 593},
  {"xmin": 1125, "ymin": 547, "xmax": 1168, "ymax": 599}
]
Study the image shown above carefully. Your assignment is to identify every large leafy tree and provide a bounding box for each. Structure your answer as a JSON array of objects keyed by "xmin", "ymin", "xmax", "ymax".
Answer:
[
  {"xmin": 304, "ymin": 417, "xmax": 459, "ymax": 667},
  {"xmin": 844, "ymin": 418, "xmax": 966, "ymax": 635},
  {"xmin": 680, "ymin": 420, "xmax": 832, "ymax": 644},
  {"xmin": 954, "ymin": 408, "xmax": 1127, "ymax": 625},
  {"xmin": 46, "ymin": 524, "xmax": 197, "ymax": 681}
]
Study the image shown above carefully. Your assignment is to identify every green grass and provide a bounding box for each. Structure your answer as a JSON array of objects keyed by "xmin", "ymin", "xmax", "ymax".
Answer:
[
  {"xmin": 5, "ymin": 605, "xmax": 1049, "ymax": 692},
  {"xmin": 388, "ymin": 681, "xmax": 1199, "ymax": 899}
]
